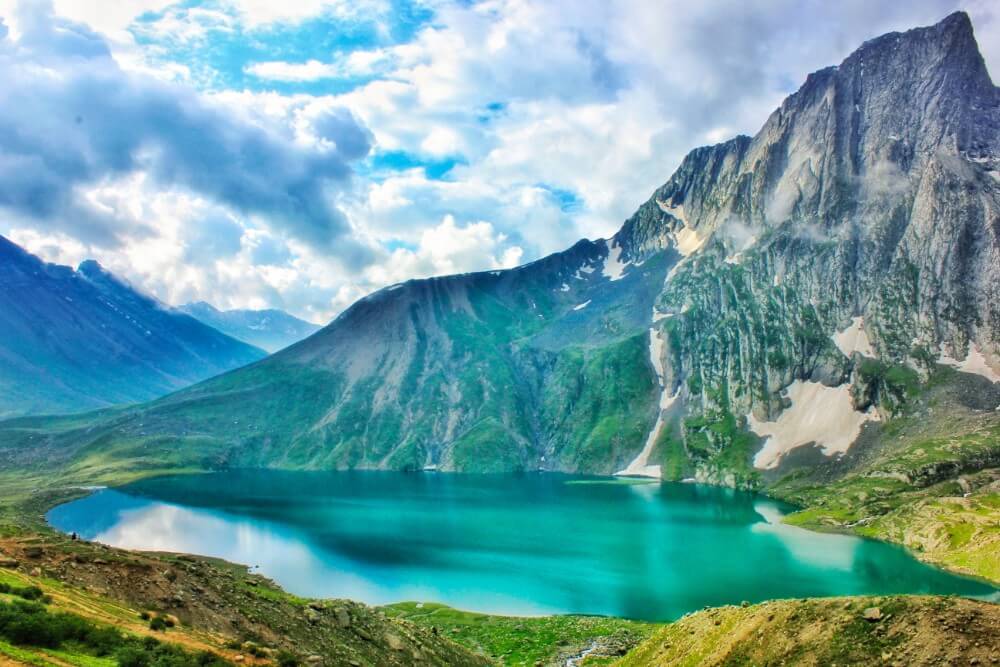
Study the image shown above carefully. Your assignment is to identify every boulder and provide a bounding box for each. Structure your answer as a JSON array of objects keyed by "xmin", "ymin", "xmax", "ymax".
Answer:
[{"xmin": 862, "ymin": 607, "xmax": 883, "ymax": 622}]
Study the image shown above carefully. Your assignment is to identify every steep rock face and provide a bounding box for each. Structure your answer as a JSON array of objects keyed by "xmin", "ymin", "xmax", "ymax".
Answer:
[
  {"xmin": 8, "ymin": 13, "xmax": 998, "ymax": 484},
  {"xmin": 609, "ymin": 12, "xmax": 1000, "ymax": 484},
  {"xmin": 0, "ymin": 237, "xmax": 266, "ymax": 417}
]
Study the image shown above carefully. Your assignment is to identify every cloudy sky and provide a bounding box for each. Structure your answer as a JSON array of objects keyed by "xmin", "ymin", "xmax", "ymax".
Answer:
[{"xmin": 0, "ymin": 0, "xmax": 997, "ymax": 324}]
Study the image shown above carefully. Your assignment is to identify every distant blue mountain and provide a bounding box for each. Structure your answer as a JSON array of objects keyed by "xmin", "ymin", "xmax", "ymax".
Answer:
[
  {"xmin": 179, "ymin": 302, "xmax": 320, "ymax": 353},
  {"xmin": 0, "ymin": 235, "xmax": 266, "ymax": 418}
]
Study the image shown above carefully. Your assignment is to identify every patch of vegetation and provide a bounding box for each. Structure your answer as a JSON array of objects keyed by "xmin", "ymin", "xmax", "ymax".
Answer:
[
  {"xmin": 541, "ymin": 333, "xmax": 658, "ymax": 473},
  {"xmin": 0, "ymin": 581, "xmax": 49, "ymax": 603},
  {"xmin": 384, "ymin": 602, "xmax": 654, "ymax": 667},
  {"xmin": 0, "ymin": 599, "xmax": 229, "ymax": 667},
  {"xmin": 682, "ymin": 409, "xmax": 760, "ymax": 488},
  {"xmin": 619, "ymin": 596, "xmax": 1000, "ymax": 667},
  {"xmin": 856, "ymin": 359, "xmax": 921, "ymax": 415},
  {"xmin": 450, "ymin": 418, "xmax": 527, "ymax": 473}
]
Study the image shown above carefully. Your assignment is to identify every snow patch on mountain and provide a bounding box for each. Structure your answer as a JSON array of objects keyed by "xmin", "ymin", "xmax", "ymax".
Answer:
[
  {"xmin": 601, "ymin": 240, "xmax": 630, "ymax": 281},
  {"xmin": 939, "ymin": 343, "xmax": 1000, "ymax": 383},
  {"xmin": 652, "ymin": 307, "xmax": 672, "ymax": 322},
  {"xmin": 616, "ymin": 327, "xmax": 676, "ymax": 479},
  {"xmin": 832, "ymin": 316, "xmax": 875, "ymax": 358},
  {"xmin": 673, "ymin": 227, "xmax": 707, "ymax": 256},
  {"xmin": 749, "ymin": 381, "xmax": 880, "ymax": 470}
]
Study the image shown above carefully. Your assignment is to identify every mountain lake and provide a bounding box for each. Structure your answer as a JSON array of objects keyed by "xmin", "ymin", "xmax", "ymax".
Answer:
[{"xmin": 48, "ymin": 470, "xmax": 998, "ymax": 621}]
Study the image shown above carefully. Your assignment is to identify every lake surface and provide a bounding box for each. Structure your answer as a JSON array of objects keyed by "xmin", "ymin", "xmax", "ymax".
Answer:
[{"xmin": 48, "ymin": 471, "xmax": 997, "ymax": 621}]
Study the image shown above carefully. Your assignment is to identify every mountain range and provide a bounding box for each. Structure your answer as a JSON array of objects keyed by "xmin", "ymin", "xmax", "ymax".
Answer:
[
  {"xmin": 2, "ymin": 13, "xmax": 998, "ymax": 492},
  {"xmin": 0, "ymin": 236, "xmax": 266, "ymax": 418},
  {"xmin": 179, "ymin": 302, "xmax": 320, "ymax": 353}
]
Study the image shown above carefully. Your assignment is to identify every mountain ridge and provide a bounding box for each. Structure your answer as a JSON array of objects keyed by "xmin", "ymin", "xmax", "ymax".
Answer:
[
  {"xmin": 179, "ymin": 301, "xmax": 321, "ymax": 353},
  {"xmin": 0, "ymin": 236, "xmax": 266, "ymax": 418},
  {"xmin": 2, "ymin": 12, "xmax": 997, "ymax": 489}
]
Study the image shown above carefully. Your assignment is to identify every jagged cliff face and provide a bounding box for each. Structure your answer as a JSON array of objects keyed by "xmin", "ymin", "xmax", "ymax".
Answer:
[
  {"xmin": 9, "ymin": 13, "xmax": 997, "ymax": 484},
  {"xmin": 615, "ymin": 11, "xmax": 1000, "ymax": 484}
]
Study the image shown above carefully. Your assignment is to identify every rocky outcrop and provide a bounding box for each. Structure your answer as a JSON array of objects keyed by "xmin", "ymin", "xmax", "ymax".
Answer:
[{"xmin": 610, "ymin": 11, "xmax": 1000, "ymax": 483}]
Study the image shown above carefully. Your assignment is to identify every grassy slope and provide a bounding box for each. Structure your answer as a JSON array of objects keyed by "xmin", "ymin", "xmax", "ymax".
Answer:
[
  {"xmin": 0, "ymin": 532, "xmax": 489, "ymax": 667},
  {"xmin": 0, "ymin": 567, "xmax": 232, "ymax": 667},
  {"xmin": 616, "ymin": 596, "xmax": 1000, "ymax": 667},
  {"xmin": 384, "ymin": 602, "xmax": 653, "ymax": 667}
]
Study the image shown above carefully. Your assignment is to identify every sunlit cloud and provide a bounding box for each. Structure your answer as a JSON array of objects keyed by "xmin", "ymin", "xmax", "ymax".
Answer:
[{"xmin": 0, "ymin": 0, "xmax": 997, "ymax": 323}]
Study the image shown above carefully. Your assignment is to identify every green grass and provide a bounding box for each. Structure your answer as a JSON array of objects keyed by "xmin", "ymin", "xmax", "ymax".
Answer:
[
  {"xmin": 0, "ymin": 599, "xmax": 230, "ymax": 667},
  {"xmin": 383, "ymin": 602, "xmax": 654, "ymax": 666},
  {"xmin": 450, "ymin": 418, "xmax": 526, "ymax": 473},
  {"xmin": 0, "ymin": 637, "xmax": 57, "ymax": 666},
  {"xmin": 541, "ymin": 333, "xmax": 658, "ymax": 473},
  {"xmin": 41, "ymin": 647, "xmax": 117, "ymax": 667},
  {"xmin": 653, "ymin": 422, "xmax": 688, "ymax": 481}
]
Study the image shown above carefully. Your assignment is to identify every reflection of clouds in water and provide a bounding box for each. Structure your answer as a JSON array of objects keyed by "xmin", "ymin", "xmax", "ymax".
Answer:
[
  {"xmin": 751, "ymin": 501, "xmax": 859, "ymax": 571},
  {"xmin": 625, "ymin": 481, "xmax": 661, "ymax": 499},
  {"xmin": 93, "ymin": 501, "xmax": 564, "ymax": 616},
  {"xmin": 97, "ymin": 503, "xmax": 383, "ymax": 602},
  {"xmin": 53, "ymin": 475, "xmax": 995, "ymax": 621}
]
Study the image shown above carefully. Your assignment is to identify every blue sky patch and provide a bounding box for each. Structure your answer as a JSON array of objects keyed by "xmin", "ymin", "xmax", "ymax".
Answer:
[
  {"xmin": 367, "ymin": 151, "xmax": 466, "ymax": 181},
  {"xmin": 130, "ymin": 0, "xmax": 434, "ymax": 94},
  {"xmin": 537, "ymin": 184, "xmax": 583, "ymax": 213}
]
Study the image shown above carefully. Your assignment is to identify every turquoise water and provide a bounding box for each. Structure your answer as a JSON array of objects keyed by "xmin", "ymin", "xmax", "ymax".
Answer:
[{"xmin": 47, "ymin": 471, "xmax": 997, "ymax": 621}]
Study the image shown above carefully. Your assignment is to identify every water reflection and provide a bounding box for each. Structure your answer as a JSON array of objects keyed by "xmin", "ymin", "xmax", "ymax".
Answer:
[{"xmin": 47, "ymin": 471, "xmax": 998, "ymax": 621}]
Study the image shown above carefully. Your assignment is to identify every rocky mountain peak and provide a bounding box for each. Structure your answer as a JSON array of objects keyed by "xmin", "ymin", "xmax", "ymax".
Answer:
[
  {"xmin": 16, "ymin": 14, "xmax": 996, "ymax": 486},
  {"xmin": 76, "ymin": 258, "xmax": 151, "ymax": 304},
  {"xmin": 603, "ymin": 12, "xmax": 1000, "ymax": 481},
  {"xmin": 0, "ymin": 234, "xmax": 37, "ymax": 264},
  {"xmin": 619, "ymin": 12, "xmax": 998, "ymax": 266},
  {"xmin": 76, "ymin": 258, "xmax": 108, "ymax": 277}
]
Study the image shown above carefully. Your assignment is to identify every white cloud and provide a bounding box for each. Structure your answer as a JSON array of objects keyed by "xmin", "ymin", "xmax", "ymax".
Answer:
[
  {"xmin": 245, "ymin": 50, "xmax": 391, "ymax": 82},
  {"xmin": 0, "ymin": 2, "xmax": 374, "ymax": 263},
  {"xmin": 249, "ymin": 59, "xmax": 346, "ymax": 82},
  {"xmin": 365, "ymin": 215, "xmax": 523, "ymax": 286},
  {"xmin": 420, "ymin": 127, "xmax": 464, "ymax": 156},
  {"xmin": 4, "ymin": 0, "xmax": 999, "ymax": 326}
]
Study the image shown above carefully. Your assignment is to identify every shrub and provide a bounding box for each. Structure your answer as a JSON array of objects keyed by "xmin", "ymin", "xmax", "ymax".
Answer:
[
  {"xmin": 0, "ymin": 583, "xmax": 49, "ymax": 602},
  {"xmin": 116, "ymin": 645, "xmax": 151, "ymax": 667},
  {"xmin": 18, "ymin": 586, "xmax": 45, "ymax": 601},
  {"xmin": 0, "ymin": 600, "xmax": 229, "ymax": 667}
]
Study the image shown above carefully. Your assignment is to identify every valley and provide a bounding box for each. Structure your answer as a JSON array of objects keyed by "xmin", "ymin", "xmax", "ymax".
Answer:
[{"xmin": 0, "ymin": 9, "xmax": 998, "ymax": 666}]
